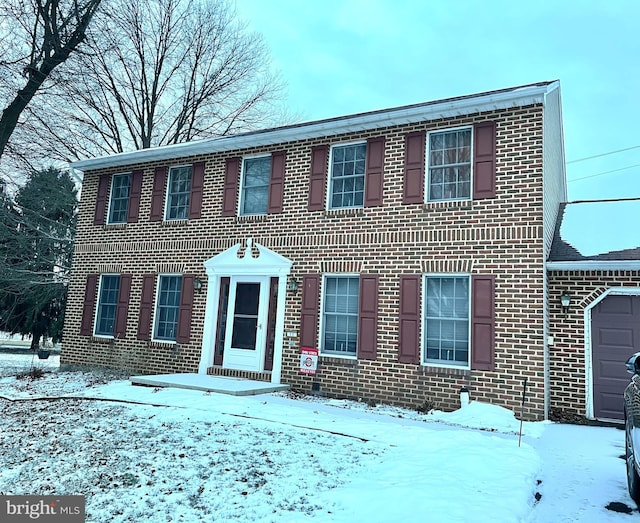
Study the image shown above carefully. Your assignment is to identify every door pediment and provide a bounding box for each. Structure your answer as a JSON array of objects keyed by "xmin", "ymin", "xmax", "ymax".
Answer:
[{"xmin": 204, "ymin": 238, "xmax": 292, "ymax": 276}]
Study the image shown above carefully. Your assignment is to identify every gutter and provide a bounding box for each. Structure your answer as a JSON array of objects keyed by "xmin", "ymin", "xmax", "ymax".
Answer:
[
  {"xmin": 71, "ymin": 81, "xmax": 559, "ymax": 172},
  {"xmin": 546, "ymin": 260, "xmax": 640, "ymax": 271}
]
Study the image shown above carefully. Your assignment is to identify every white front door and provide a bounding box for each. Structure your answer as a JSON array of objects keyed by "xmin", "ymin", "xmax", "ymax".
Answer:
[{"xmin": 222, "ymin": 276, "xmax": 269, "ymax": 371}]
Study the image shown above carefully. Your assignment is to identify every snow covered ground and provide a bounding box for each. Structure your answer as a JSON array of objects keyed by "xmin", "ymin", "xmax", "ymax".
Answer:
[{"xmin": 0, "ymin": 353, "xmax": 635, "ymax": 522}]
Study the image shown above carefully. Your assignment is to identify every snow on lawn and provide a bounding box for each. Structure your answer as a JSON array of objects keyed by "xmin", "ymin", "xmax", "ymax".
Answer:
[{"xmin": 0, "ymin": 355, "xmax": 636, "ymax": 522}]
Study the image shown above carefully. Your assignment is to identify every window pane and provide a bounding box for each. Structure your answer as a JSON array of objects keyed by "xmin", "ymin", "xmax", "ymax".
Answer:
[
  {"xmin": 329, "ymin": 144, "xmax": 366, "ymax": 209},
  {"xmin": 428, "ymin": 128, "xmax": 472, "ymax": 201},
  {"xmin": 108, "ymin": 174, "xmax": 132, "ymax": 224},
  {"xmin": 424, "ymin": 276, "xmax": 469, "ymax": 366},
  {"xmin": 322, "ymin": 276, "xmax": 359, "ymax": 355},
  {"xmin": 240, "ymin": 156, "xmax": 270, "ymax": 215},
  {"xmin": 155, "ymin": 275, "xmax": 182, "ymax": 341},
  {"xmin": 166, "ymin": 166, "xmax": 192, "ymax": 220},
  {"xmin": 95, "ymin": 275, "xmax": 121, "ymax": 336}
]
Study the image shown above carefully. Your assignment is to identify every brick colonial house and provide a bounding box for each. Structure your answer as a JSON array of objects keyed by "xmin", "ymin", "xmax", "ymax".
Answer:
[{"xmin": 64, "ymin": 81, "xmax": 568, "ymax": 421}]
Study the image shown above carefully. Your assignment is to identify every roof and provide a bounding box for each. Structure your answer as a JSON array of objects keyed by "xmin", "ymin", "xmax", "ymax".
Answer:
[
  {"xmin": 548, "ymin": 199, "xmax": 640, "ymax": 270},
  {"xmin": 71, "ymin": 80, "xmax": 559, "ymax": 172}
]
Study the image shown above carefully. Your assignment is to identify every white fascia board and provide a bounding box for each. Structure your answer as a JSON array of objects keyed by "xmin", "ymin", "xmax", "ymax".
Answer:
[
  {"xmin": 71, "ymin": 82, "xmax": 557, "ymax": 172},
  {"xmin": 547, "ymin": 260, "xmax": 640, "ymax": 271}
]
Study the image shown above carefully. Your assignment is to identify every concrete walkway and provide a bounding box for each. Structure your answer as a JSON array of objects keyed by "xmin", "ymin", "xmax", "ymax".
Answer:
[{"xmin": 130, "ymin": 373, "xmax": 289, "ymax": 396}]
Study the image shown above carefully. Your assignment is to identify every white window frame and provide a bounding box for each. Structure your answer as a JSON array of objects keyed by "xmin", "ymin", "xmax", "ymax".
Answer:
[
  {"xmin": 319, "ymin": 273, "xmax": 360, "ymax": 359},
  {"xmin": 426, "ymin": 126, "xmax": 473, "ymax": 203},
  {"xmin": 106, "ymin": 172, "xmax": 132, "ymax": 225},
  {"xmin": 421, "ymin": 273, "xmax": 471, "ymax": 369},
  {"xmin": 152, "ymin": 273, "xmax": 183, "ymax": 343},
  {"xmin": 239, "ymin": 154, "xmax": 271, "ymax": 216},
  {"xmin": 93, "ymin": 273, "xmax": 121, "ymax": 338},
  {"xmin": 164, "ymin": 164, "xmax": 192, "ymax": 221},
  {"xmin": 328, "ymin": 141, "xmax": 367, "ymax": 210}
]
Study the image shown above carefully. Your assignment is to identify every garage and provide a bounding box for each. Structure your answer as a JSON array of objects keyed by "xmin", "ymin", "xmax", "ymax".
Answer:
[{"xmin": 591, "ymin": 294, "xmax": 640, "ymax": 421}]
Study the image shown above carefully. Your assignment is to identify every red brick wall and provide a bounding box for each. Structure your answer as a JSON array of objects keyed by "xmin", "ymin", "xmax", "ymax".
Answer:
[
  {"xmin": 548, "ymin": 270, "xmax": 640, "ymax": 417},
  {"xmin": 63, "ymin": 104, "xmax": 547, "ymax": 419}
]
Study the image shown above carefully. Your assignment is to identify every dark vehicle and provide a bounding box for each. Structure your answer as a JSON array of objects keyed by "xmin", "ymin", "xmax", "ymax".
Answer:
[{"xmin": 624, "ymin": 352, "xmax": 640, "ymax": 503}]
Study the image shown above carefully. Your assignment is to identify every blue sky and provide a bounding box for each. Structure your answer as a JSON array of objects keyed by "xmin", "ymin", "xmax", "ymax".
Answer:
[{"xmin": 235, "ymin": 0, "xmax": 640, "ymax": 202}]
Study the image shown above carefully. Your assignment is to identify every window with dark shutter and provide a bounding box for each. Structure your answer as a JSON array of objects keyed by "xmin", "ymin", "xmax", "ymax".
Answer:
[
  {"xmin": 137, "ymin": 274, "xmax": 156, "ymax": 340},
  {"xmin": 268, "ymin": 151, "xmax": 286, "ymax": 214},
  {"xmin": 189, "ymin": 162, "xmax": 205, "ymax": 219},
  {"xmin": 471, "ymin": 274, "xmax": 496, "ymax": 371},
  {"xmin": 223, "ymin": 158, "xmax": 240, "ymax": 216},
  {"xmin": 357, "ymin": 275, "xmax": 379, "ymax": 360},
  {"xmin": 114, "ymin": 274, "xmax": 132, "ymax": 338},
  {"xmin": 473, "ymin": 121, "xmax": 497, "ymax": 199},
  {"xmin": 176, "ymin": 275, "xmax": 194, "ymax": 343},
  {"xmin": 127, "ymin": 171, "xmax": 143, "ymax": 223},
  {"xmin": 300, "ymin": 275, "xmax": 320, "ymax": 348},
  {"xmin": 308, "ymin": 146, "xmax": 328, "ymax": 211},
  {"xmin": 398, "ymin": 275, "xmax": 421, "ymax": 363},
  {"xmin": 150, "ymin": 167, "xmax": 167, "ymax": 221},
  {"xmin": 365, "ymin": 137, "xmax": 385, "ymax": 207},
  {"xmin": 94, "ymin": 175, "xmax": 110, "ymax": 225},
  {"xmin": 403, "ymin": 132, "xmax": 425, "ymax": 204},
  {"xmin": 80, "ymin": 274, "xmax": 98, "ymax": 335}
]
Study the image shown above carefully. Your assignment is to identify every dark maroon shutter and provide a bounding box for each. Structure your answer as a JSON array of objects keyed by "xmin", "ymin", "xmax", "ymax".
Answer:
[
  {"xmin": 189, "ymin": 162, "xmax": 205, "ymax": 219},
  {"xmin": 176, "ymin": 275, "xmax": 194, "ymax": 343},
  {"xmin": 80, "ymin": 274, "xmax": 98, "ymax": 335},
  {"xmin": 398, "ymin": 275, "xmax": 421, "ymax": 364},
  {"xmin": 365, "ymin": 137, "xmax": 385, "ymax": 207},
  {"xmin": 114, "ymin": 274, "xmax": 132, "ymax": 338},
  {"xmin": 300, "ymin": 274, "xmax": 320, "ymax": 348},
  {"xmin": 137, "ymin": 274, "xmax": 156, "ymax": 340},
  {"xmin": 264, "ymin": 277, "xmax": 278, "ymax": 370},
  {"xmin": 357, "ymin": 275, "xmax": 379, "ymax": 360},
  {"xmin": 214, "ymin": 277, "xmax": 230, "ymax": 365},
  {"xmin": 94, "ymin": 175, "xmax": 110, "ymax": 225},
  {"xmin": 127, "ymin": 170, "xmax": 143, "ymax": 223},
  {"xmin": 473, "ymin": 121, "xmax": 497, "ymax": 199},
  {"xmin": 308, "ymin": 146, "xmax": 327, "ymax": 211},
  {"xmin": 222, "ymin": 158, "xmax": 240, "ymax": 216},
  {"xmin": 268, "ymin": 151, "xmax": 286, "ymax": 214},
  {"xmin": 471, "ymin": 275, "xmax": 496, "ymax": 371},
  {"xmin": 403, "ymin": 132, "xmax": 425, "ymax": 204},
  {"xmin": 150, "ymin": 167, "xmax": 167, "ymax": 221}
]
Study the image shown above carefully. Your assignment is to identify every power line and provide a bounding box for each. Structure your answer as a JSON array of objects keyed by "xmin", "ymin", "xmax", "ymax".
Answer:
[
  {"xmin": 567, "ymin": 144, "xmax": 640, "ymax": 164},
  {"xmin": 568, "ymin": 163, "xmax": 640, "ymax": 182}
]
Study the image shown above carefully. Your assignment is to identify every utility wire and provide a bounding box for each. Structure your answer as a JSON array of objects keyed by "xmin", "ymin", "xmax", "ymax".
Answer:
[
  {"xmin": 568, "ymin": 163, "xmax": 640, "ymax": 182},
  {"xmin": 567, "ymin": 144, "xmax": 640, "ymax": 164}
]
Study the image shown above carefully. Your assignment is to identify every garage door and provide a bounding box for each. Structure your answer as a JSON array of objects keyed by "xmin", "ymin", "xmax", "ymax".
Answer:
[{"xmin": 591, "ymin": 295, "xmax": 640, "ymax": 421}]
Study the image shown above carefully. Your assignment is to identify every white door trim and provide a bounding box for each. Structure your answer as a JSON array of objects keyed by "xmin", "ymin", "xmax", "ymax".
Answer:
[{"xmin": 198, "ymin": 239, "xmax": 292, "ymax": 384}]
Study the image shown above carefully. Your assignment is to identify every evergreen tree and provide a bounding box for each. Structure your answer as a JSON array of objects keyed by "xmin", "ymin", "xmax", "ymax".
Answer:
[{"xmin": 0, "ymin": 168, "xmax": 77, "ymax": 350}]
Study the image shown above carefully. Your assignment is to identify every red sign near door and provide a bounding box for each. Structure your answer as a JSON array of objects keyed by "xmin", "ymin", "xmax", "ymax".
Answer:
[{"xmin": 300, "ymin": 347, "xmax": 318, "ymax": 375}]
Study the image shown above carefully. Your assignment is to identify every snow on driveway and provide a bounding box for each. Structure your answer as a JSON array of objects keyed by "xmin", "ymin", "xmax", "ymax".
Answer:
[{"xmin": 0, "ymin": 355, "xmax": 636, "ymax": 522}]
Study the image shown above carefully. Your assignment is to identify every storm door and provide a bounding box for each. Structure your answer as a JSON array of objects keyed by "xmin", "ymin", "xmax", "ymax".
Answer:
[{"xmin": 221, "ymin": 276, "xmax": 269, "ymax": 371}]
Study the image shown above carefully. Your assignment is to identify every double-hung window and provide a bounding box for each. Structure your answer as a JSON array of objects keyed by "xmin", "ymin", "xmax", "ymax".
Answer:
[
  {"xmin": 154, "ymin": 275, "xmax": 183, "ymax": 341},
  {"xmin": 94, "ymin": 275, "xmax": 121, "ymax": 336},
  {"xmin": 240, "ymin": 156, "xmax": 270, "ymax": 215},
  {"xmin": 329, "ymin": 143, "xmax": 366, "ymax": 209},
  {"xmin": 166, "ymin": 166, "xmax": 192, "ymax": 220},
  {"xmin": 427, "ymin": 128, "xmax": 472, "ymax": 201},
  {"xmin": 107, "ymin": 173, "xmax": 131, "ymax": 224},
  {"xmin": 321, "ymin": 275, "xmax": 360, "ymax": 356},
  {"xmin": 424, "ymin": 275, "xmax": 470, "ymax": 366}
]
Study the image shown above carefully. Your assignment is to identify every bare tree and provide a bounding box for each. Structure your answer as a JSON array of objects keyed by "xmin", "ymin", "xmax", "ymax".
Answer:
[
  {"xmin": 0, "ymin": 0, "xmax": 102, "ymax": 161},
  {"xmin": 20, "ymin": 0, "xmax": 285, "ymax": 161}
]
